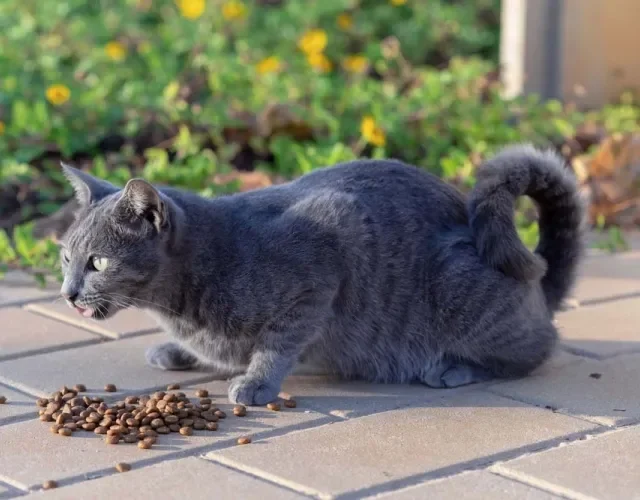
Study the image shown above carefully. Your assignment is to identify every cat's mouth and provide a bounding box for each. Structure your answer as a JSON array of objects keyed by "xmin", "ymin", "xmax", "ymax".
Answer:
[
  {"xmin": 69, "ymin": 302, "xmax": 114, "ymax": 320},
  {"xmin": 74, "ymin": 305, "xmax": 95, "ymax": 318}
]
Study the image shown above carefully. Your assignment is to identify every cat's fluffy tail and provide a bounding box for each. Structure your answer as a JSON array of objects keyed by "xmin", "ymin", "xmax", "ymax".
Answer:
[{"xmin": 468, "ymin": 144, "xmax": 585, "ymax": 312}]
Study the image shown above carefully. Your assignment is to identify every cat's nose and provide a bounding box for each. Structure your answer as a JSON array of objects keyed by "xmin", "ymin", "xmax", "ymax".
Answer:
[
  {"xmin": 62, "ymin": 291, "xmax": 78, "ymax": 303},
  {"xmin": 61, "ymin": 278, "xmax": 81, "ymax": 304}
]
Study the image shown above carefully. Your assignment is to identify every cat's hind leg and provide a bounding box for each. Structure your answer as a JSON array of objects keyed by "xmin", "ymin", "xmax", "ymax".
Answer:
[
  {"xmin": 418, "ymin": 357, "xmax": 493, "ymax": 388},
  {"xmin": 422, "ymin": 320, "xmax": 558, "ymax": 388},
  {"xmin": 146, "ymin": 342, "xmax": 199, "ymax": 371}
]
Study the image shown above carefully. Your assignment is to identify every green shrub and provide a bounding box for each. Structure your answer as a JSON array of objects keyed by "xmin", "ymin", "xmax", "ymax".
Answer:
[{"xmin": 0, "ymin": 0, "xmax": 638, "ymax": 280}]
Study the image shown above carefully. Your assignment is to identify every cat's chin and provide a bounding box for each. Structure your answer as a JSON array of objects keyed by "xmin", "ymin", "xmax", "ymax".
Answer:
[{"xmin": 72, "ymin": 303, "xmax": 118, "ymax": 320}]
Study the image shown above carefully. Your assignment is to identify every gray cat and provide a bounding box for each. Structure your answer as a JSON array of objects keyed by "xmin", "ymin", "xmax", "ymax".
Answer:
[{"xmin": 59, "ymin": 144, "xmax": 584, "ymax": 405}]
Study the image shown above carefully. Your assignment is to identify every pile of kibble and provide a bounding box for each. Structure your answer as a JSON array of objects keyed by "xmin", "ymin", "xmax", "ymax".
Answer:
[
  {"xmin": 0, "ymin": 384, "xmax": 298, "ymax": 490},
  {"xmin": 35, "ymin": 383, "xmax": 296, "ymax": 450}
]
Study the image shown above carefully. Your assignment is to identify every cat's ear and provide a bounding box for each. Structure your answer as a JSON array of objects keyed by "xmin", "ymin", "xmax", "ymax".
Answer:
[
  {"xmin": 117, "ymin": 178, "xmax": 167, "ymax": 232},
  {"xmin": 61, "ymin": 162, "xmax": 118, "ymax": 207}
]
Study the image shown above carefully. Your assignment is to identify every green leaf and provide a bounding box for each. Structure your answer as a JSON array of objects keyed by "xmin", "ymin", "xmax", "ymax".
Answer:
[{"xmin": 0, "ymin": 230, "xmax": 17, "ymax": 262}]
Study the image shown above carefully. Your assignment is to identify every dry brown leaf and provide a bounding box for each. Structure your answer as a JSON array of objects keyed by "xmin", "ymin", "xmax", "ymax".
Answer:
[
  {"xmin": 577, "ymin": 132, "xmax": 640, "ymax": 227},
  {"xmin": 257, "ymin": 103, "xmax": 314, "ymax": 141},
  {"xmin": 213, "ymin": 171, "xmax": 273, "ymax": 192}
]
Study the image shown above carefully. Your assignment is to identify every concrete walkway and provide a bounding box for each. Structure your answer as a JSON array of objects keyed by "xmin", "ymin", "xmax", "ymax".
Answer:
[{"xmin": 1, "ymin": 238, "xmax": 639, "ymax": 499}]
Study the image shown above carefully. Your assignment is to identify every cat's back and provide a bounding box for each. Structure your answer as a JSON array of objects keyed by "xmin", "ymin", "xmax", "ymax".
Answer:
[
  {"xmin": 288, "ymin": 158, "xmax": 468, "ymax": 226},
  {"xmin": 162, "ymin": 159, "xmax": 468, "ymax": 249}
]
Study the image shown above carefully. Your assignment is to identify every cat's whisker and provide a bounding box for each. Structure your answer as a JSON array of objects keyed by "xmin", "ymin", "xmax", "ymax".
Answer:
[
  {"xmin": 107, "ymin": 293, "xmax": 181, "ymax": 316},
  {"xmin": 102, "ymin": 297, "xmax": 131, "ymax": 310}
]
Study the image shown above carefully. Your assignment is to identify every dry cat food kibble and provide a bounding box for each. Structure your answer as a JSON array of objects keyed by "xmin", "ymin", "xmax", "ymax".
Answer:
[
  {"xmin": 73, "ymin": 384, "xmax": 87, "ymax": 392},
  {"xmin": 284, "ymin": 399, "xmax": 297, "ymax": 408},
  {"xmin": 166, "ymin": 383, "xmax": 180, "ymax": 390},
  {"xmin": 35, "ymin": 384, "xmax": 301, "ymax": 451},
  {"xmin": 0, "ymin": 396, "xmax": 6, "ymax": 404},
  {"xmin": 137, "ymin": 439, "xmax": 152, "ymax": 449},
  {"xmin": 104, "ymin": 384, "xmax": 117, "ymax": 392},
  {"xmin": 115, "ymin": 462, "xmax": 131, "ymax": 473},
  {"xmin": 42, "ymin": 480, "xmax": 58, "ymax": 490},
  {"xmin": 105, "ymin": 435, "xmax": 120, "ymax": 445}
]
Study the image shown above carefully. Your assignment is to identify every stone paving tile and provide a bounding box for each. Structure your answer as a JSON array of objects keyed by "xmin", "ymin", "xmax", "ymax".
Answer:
[
  {"xmin": 278, "ymin": 352, "xmax": 580, "ymax": 420},
  {"xmin": 375, "ymin": 471, "xmax": 559, "ymax": 499},
  {"xmin": 0, "ymin": 403, "xmax": 328, "ymax": 490},
  {"xmin": 184, "ymin": 377, "xmax": 415, "ymax": 421},
  {"xmin": 0, "ymin": 383, "xmax": 37, "ymax": 425},
  {"xmin": 0, "ymin": 333, "xmax": 218, "ymax": 398},
  {"xmin": 0, "ymin": 272, "xmax": 58, "ymax": 308},
  {"xmin": 493, "ymin": 426, "xmax": 640, "ymax": 500},
  {"xmin": 206, "ymin": 391, "xmax": 596, "ymax": 497},
  {"xmin": 572, "ymin": 252, "xmax": 640, "ymax": 304},
  {"xmin": 571, "ymin": 276, "xmax": 640, "ymax": 305},
  {"xmin": 529, "ymin": 350, "xmax": 584, "ymax": 373},
  {"xmin": 581, "ymin": 251, "xmax": 640, "ymax": 280},
  {"xmin": 41, "ymin": 457, "xmax": 306, "ymax": 499},
  {"xmin": 25, "ymin": 302, "xmax": 161, "ymax": 339},
  {"xmin": 279, "ymin": 376, "xmax": 464, "ymax": 419},
  {"xmin": 557, "ymin": 297, "xmax": 640, "ymax": 358},
  {"xmin": 0, "ymin": 307, "xmax": 101, "ymax": 361},
  {"xmin": 489, "ymin": 353, "xmax": 640, "ymax": 426}
]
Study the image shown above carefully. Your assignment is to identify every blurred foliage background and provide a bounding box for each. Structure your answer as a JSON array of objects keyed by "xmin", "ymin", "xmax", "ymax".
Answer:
[{"xmin": 0, "ymin": 0, "xmax": 638, "ymax": 282}]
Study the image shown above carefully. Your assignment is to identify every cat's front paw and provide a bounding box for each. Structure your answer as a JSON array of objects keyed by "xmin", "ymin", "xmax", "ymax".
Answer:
[
  {"xmin": 228, "ymin": 375, "xmax": 280, "ymax": 405},
  {"xmin": 146, "ymin": 342, "xmax": 198, "ymax": 371}
]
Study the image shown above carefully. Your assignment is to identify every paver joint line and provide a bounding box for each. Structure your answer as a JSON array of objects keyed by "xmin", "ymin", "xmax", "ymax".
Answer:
[
  {"xmin": 23, "ymin": 303, "xmax": 148, "ymax": 339},
  {"xmin": 0, "ymin": 338, "xmax": 103, "ymax": 364},
  {"xmin": 478, "ymin": 387, "xmax": 612, "ymax": 429},
  {"xmin": 214, "ymin": 424, "xmax": 602, "ymax": 500},
  {"xmin": 489, "ymin": 466, "xmax": 599, "ymax": 500},
  {"xmin": 579, "ymin": 290, "xmax": 640, "ymax": 307},
  {"xmin": 0, "ymin": 474, "xmax": 29, "ymax": 494},
  {"xmin": 202, "ymin": 454, "xmax": 332, "ymax": 500}
]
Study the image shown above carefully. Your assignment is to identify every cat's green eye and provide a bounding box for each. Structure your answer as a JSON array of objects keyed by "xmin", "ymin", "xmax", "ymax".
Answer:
[{"xmin": 91, "ymin": 256, "xmax": 109, "ymax": 272}]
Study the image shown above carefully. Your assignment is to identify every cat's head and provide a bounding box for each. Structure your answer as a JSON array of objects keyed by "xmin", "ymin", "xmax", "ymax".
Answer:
[{"xmin": 59, "ymin": 164, "xmax": 176, "ymax": 319}]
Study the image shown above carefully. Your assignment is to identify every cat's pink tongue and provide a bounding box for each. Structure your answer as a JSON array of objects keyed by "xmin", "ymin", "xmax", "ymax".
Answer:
[{"xmin": 75, "ymin": 306, "xmax": 94, "ymax": 318}]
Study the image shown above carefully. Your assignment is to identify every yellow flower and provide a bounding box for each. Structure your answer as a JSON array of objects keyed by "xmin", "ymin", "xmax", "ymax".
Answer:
[
  {"xmin": 390, "ymin": 0, "xmax": 407, "ymax": 5},
  {"xmin": 45, "ymin": 84, "xmax": 71, "ymax": 106},
  {"xmin": 337, "ymin": 13, "xmax": 353, "ymax": 30},
  {"xmin": 105, "ymin": 41, "xmax": 127, "ymax": 61},
  {"xmin": 222, "ymin": 0, "xmax": 247, "ymax": 20},
  {"xmin": 0, "ymin": 121, "xmax": 5, "ymax": 135},
  {"xmin": 342, "ymin": 54, "xmax": 368, "ymax": 74},
  {"xmin": 176, "ymin": 0, "xmax": 205, "ymax": 19},
  {"xmin": 257, "ymin": 56, "xmax": 282, "ymax": 75},
  {"xmin": 307, "ymin": 52, "xmax": 332, "ymax": 73},
  {"xmin": 361, "ymin": 116, "xmax": 386, "ymax": 147},
  {"xmin": 298, "ymin": 29, "xmax": 328, "ymax": 55}
]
